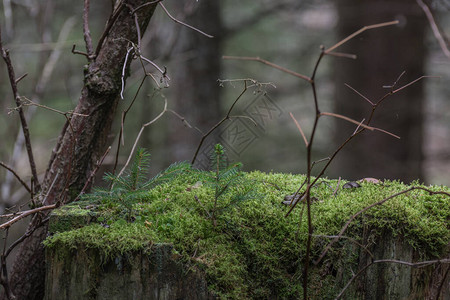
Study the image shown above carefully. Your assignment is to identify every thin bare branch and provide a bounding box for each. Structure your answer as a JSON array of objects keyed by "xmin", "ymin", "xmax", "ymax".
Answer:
[
  {"xmin": 83, "ymin": 0, "xmax": 94, "ymax": 59},
  {"xmin": 0, "ymin": 204, "xmax": 57, "ymax": 230},
  {"xmin": 0, "ymin": 30, "xmax": 41, "ymax": 192},
  {"xmin": 159, "ymin": 2, "xmax": 213, "ymax": 38},
  {"xmin": 289, "ymin": 112, "xmax": 308, "ymax": 146},
  {"xmin": 352, "ymin": 119, "xmax": 365, "ymax": 136},
  {"xmin": 0, "ymin": 162, "xmax": 32, "ymax": 194},
  {"xmin": 71, "ymin": 44, "xmax": 90, "ymax": 58},
  {"xmin": 344, "ymin": 83, "xmax": 374, "ymax": 105},
  {"xmin": 417, "ymin": 0, "xmax": 450, "ymax": 59},
  {"xmin": 95, "ymin": 2, "xmax": 125, "ymax": 56},
  {"xmin": 382, "ymin": 71, "xmax": 406, "ymax": 90},
  {"xmin": 14, "ymin": 96, "xmax": 88, "ymax": 117},
  {"xmin": 131, "ymin": 0, "xmax": 162, "ymax": 15},
  {"xmin": 326, "ymin": 20, "xmax": 399, "ymax": 53},
  {"xmin": 117, "ymin": 97, "xmax": 168, "ymax": 179},
  {"xmin": 320, "ymin": 112, "xmax": 400, "ymax": 139},
  {"xmin": 325, "ymin": 51, "xmax": 357, "ymax": 59},
  {"xmin": 191, "ymin": 80, "xmax": 262, "ymax": 164},
  {"xmin": 392, "ymin": 75, "xmax": 440, "ymax": 94},
  {"xmin": 223, "ymin": 56, "xmax": 311, "ymax": 82}
]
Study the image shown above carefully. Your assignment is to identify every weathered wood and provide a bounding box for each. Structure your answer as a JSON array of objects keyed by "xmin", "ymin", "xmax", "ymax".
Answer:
[{"xmin": 45, "ymin": 245, "xmax": 214, "ymax": 300}]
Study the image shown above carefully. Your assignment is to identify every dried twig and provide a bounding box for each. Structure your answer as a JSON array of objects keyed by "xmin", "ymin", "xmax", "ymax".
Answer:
[
  {"xmin": 83, "ymin": 0, "xmax": 94, "ymax": 59},
  {"xmin": 12, "ymin": 96, "xmax": 89, "ymax": 117},
  {"xmin": 191, "ymin": 79, "xmax": 261, "ymax": 164},
  {"xmin": 223, "ymin": 56, "xmax": 311, "ymax": 82},
  {"xmin": 416, "ymin": 0, "xmax": 450, "ymax": 59},
  {"xmin": 325, "ymin": 20, "xmax": 399, "ymax": 54},
  {"xmin": 0, "ymin": 28, "xmax": 41, "ymax": 192},
  {"xmin": 289, "ymin": 112, "xmax": 308, "ymax": 146},
  {"xmin": 0, "ymin": 204, "xmax": 57, "ymax": 230},
  {"xmin": 0, "ymin": 162, "xmax": 32, "ymax": 194},
  {"xmin": 159, "ymin": 2, "xmax": 213, "ymax": 38},
  {"xmin": 117, "ymin": 97, "xmax": 169, "ymax": 179},
  {"xmin": 319, "ymin": 112, "xmax": 400, "ymax": 139}
]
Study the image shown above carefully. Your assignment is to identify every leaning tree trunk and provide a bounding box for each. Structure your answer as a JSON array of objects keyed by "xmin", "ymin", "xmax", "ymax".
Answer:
[
  {"xmin": 5, "ymin": 2, "xmax": 157, "ymax": 299},
  {"xmin": 332, "ymin": 0, "xmax": 427, "ymax": 183}
]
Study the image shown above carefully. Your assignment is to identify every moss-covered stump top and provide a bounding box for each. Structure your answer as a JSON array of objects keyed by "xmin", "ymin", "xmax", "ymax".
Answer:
[{"xmin": 45, "ymin": 171, "xmax": 449, "ymax": 299}]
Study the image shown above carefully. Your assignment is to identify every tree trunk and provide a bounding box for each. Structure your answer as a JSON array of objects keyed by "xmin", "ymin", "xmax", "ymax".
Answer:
[
  {"xmin": 167, "ymin": 1, "xmax": 223, "ymax": 167},
  {"xmin": 332, "ymin": 0, "xmax": 427, "ymax": 183},
  {"xmin": 4, "ymin": 2, "xmax": 157, "ymax": 299}
]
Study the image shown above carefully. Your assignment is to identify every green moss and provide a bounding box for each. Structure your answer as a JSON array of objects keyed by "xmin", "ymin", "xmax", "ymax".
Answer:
[{"xmin": 44, "ymin": 171, "xmax": 450, "ymax": 298}]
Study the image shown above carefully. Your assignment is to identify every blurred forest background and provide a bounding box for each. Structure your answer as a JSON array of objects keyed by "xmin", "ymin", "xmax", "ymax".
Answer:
[{"xmin": 1, "ymin": 0, "xmax": 449, "ymax": 215}]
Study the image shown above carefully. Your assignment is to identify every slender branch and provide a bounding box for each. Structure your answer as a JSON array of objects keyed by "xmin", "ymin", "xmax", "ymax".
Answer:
[
  {"xmin": 191, "ymin": 80, "xmax": 259, "ymax": 164},
  {"xmin": 325, "ymin": 20, "xmax": 399, "ymax": 53},
  {"xmin": 0, "ymin": 204, "xmax": 57, "ymax": 230},
  {"xmin": 117, "ymin": 97, "xmax": 168, "ymax": 179},
  {"xmin": 0, "ymin": 162, "xmax": 32, "ymax": 194},
  {"xmin": 289, "ymin": 112, "xmax": 308, "ymax": 147},
  {"xmin": 131, "ymin": 0, "xmax": 162, "ymax": 15},
  {"xmin": 0, "ymin": 28, "xmax": 41, "ymax": 192},
  {"xmin": 13, "ymin": 96, "xmax": 89, "ymax": 117},
  {"xmin": 416, "ymin": 0, "xmax": 450, "ymax": 59},
  {"xmin": 320, "ymin": 112, "xmax": 400, "ymax": 139},
  {"xmin": 159, "ymin": 2, "xmax": 213, "ymax": 38},
  {"xmin": 95, "ymin": 1, "xmax": 125, "ymax": 56},
  {"xmin": 83, "ymin": 0, "xmax": 94, "ymax": 59},
  {"xmin": 5, "ymin": 215, "xmax": 49, "ymax": 258},
  {"xmin": 114, "ymin": 75, "xmax": 149, "ymax": 174},
  {"xmin": 391, "ymin": 75, "xmax": 440, "ymax": 94},
  {"xmin": 344, "ymin": 83, "xmax": 374, "ymax": 105},
  {"xmin": 223, "ymin": 56, "xmax": 311, "ymax": 82}
]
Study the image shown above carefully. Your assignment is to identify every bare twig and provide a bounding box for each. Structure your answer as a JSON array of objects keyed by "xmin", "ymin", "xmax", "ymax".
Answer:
[
  {"xmin": 0, "ymin": 162, "xmax": 32, "ymax": 194},
  {"xmin": 131, "ymin": 0, "xmax": 162, "ymax": 15},
  {"xmin": 95, "ymin": 1, "xmax": 125, "ymax": 56},
  {"xmin": 391, "ymin": 75, "xmax": 440, "ymax": 95},
  {"xmin": 159, "ymin": 2, "xmax": 213, "ymax": 38},
  {"xmin": 325, "ymin": 20, "xmax": 399, "ymax": 54},
  {"xmin": 191, "ymin": 79, "xmax": 261, "ymax": 164},
  {"xmin": 289, "ymin": 112, "xmax": 308, "ymax": 146},
  {"xmin": 12, "ymin": 96, "xmax": 89, "ymax": 117},
  {"xmin": 71, "ymin": 44, "xmax": 90, "ymax": 58},
  {"xmin": 416, "ymin": 0, "xmax": 450, "ymax": 59},
  {"xmin": 344, "ymin": 83, "xmax": 374, "ymax": 105},
  {"xmin": 223, "ymin": 56, "xmax": 311, "ymax": 82},
  {"xmin": 0, "ymin": 204, "xmax": 57, "ymax": 230},
  {"xmin": 117, "ymin": 97, "xmax": 169, "ymax": 179},
  {"xmin": 83, "ymin": 0, "xmax": 94, "ymax": 59},
  {"xmin": 319, "ymin": 112, "xmax": 401, "ymax": 139},
  {"xmin": 0, "ymin": 28, "xmax": 41, "ymax": 192}
]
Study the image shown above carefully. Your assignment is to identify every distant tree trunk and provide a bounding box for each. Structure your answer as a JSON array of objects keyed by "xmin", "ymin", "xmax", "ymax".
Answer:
[
  {"xmin": 332, "ymin": 0, "xmax": 427, "ymax": 182},
  {"xmin": 167, "ymin": 1, "xmax": 222, "ymax": 166},
  {"xmin": 4, "ymin": 2, "xmax": 157, "ymax": 299}
]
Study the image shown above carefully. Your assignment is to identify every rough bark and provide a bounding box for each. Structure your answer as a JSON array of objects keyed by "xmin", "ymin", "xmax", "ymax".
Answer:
[
  {"xmin": 4, "ymin": 1, "xmax": 157, "ymax": 299},
  {"xmin": 332, "ymin": 0, "xmax": 427, "ymax": 183}
]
